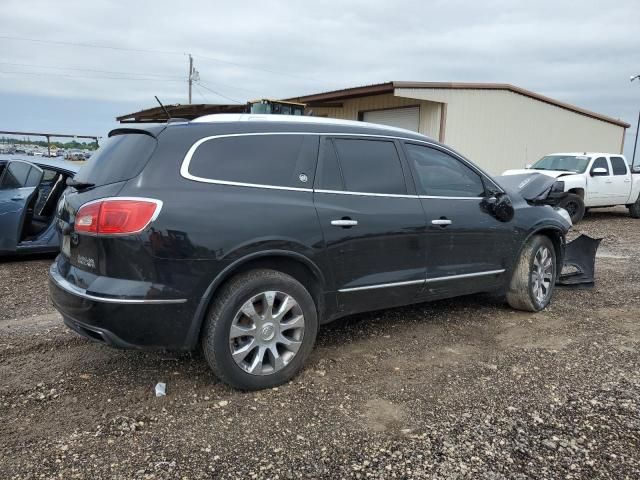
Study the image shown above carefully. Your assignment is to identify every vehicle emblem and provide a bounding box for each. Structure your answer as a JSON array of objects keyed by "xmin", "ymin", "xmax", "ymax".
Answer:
[
  {"xmin": 299, "ymin": 173, "xmax": 308, "ymax": 183},
  {"xmin": 261, "ymin": 323, "xmax": 275, "ymax": 341}
]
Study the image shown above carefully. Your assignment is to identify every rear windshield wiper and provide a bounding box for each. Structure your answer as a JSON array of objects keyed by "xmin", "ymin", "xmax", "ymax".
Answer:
[{"xmin": 66, "ymin": 178, "xmax": 95, "ymax": 190}]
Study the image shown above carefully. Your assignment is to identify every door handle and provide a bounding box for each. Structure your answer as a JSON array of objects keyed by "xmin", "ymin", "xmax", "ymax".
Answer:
[
  {"xmin": 605, "ymin": 180, "xmax": 612, "ymax": 184},
  {"xmin": 11, "ymin": 196, "xmax": 24, "ymax": 201},
  {"xmin": 431, "ymin": 219, "xmax": 452, "ymax": 226},
  {"xmin": 331, "ymin": 219, "xmax": 358, "ymax": 227}
]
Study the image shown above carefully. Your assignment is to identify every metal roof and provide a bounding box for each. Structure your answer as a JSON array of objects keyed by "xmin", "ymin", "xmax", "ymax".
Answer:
[
  {"xmin": 116, "ymin": 103, "xmax": 245, "ymax": 123},
  {"xmin": 287, "ymin": 81, "xmax": 630, "ymax": 128}
]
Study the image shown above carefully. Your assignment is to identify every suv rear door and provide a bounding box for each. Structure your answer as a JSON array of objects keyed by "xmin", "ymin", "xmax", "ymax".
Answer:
[
  {"xmin": 314, "ymin": 136, "xmax": 427, "ymax": 315},
  {"xmin": 0, "ymin": 160, "xmax": 43, "ymax": 252}
]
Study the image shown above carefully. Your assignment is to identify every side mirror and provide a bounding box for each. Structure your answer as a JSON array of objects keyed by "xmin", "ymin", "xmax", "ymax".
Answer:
[
  {"xmin": 525, "ymin": 164, "xmax": 532, "ymax": 169},
  {"xmin": 481, "ymin": 192, "xmax": 514, "ymax": 222},
  {"xmin": 590, "ymin": 167, "xmax": 608, "ymax": 176}
]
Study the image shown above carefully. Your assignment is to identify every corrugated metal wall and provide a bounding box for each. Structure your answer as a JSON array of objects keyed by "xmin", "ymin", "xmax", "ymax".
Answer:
[
  {"xmin": 396, "ymin": 88, "xmax": 625, "ymax": 174},
  {"xmin": 310, "ymin": 94, "xmax": 442, "ymax": 139}
]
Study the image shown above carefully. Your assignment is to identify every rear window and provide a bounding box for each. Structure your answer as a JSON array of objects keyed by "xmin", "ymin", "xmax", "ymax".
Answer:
[
  {"xmin": 610, "ymin": 156, "xmax": 628, "ymax": 176},
  {"xmin": 188, "ymin": 134, "xmax": 318, "ymax": 188},
  {"xmin": 73, "ymin": 133, "xmax": 157, "ymax": 186}
]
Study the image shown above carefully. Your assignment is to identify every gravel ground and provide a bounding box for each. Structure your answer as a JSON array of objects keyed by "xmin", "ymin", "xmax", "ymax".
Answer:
[{"xmin": 1, "ymin": 207, "xmax": 639, "ymax": 479}]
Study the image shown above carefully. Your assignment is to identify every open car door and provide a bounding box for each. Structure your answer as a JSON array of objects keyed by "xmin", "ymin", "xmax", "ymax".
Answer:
[{"xmin": 0, "ymin": 160, "xmax": 44, "ymax": 253}]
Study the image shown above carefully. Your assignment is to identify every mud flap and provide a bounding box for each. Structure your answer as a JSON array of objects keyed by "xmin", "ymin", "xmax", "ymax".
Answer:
[{"xmin": 557, "ymin": 234, "xmax": 602, "ymax": 286}]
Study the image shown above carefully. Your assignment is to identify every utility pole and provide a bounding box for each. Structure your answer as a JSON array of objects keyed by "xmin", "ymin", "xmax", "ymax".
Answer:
[
  {"xmin": 188, "ymin": 54, "xmax": 193, "ymax": 105},
  {"xmin": 632, "ymin": 75, "xmax": 640, "ymax": 167}
]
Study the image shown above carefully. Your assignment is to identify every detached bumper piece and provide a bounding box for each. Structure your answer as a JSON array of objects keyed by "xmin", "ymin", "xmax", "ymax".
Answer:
[{"xmin": 558, "ymin": 234, "xmax": 602, "ymax": 286}]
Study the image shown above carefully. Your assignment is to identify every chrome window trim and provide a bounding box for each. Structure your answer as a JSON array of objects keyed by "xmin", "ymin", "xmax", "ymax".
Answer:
[
  {"xmin": 338, "ymin": 269, "xmax": 505, "ymax": 293},
  {"xmin": 179, "ymin": 131, "xmax": 497, "ymax": 199},
  {"xmin": 49, "ymin": 264, "xmax": 187, "ymax": 305}
]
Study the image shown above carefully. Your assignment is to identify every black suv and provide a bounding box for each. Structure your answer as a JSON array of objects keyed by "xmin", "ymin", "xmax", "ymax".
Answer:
[{"xmin": 49, "ymin": 115, "xmax": 571, "ymax": 390}]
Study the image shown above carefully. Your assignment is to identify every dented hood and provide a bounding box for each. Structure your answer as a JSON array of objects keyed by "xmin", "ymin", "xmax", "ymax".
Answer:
[
  {"xmin": 494, "ymin": 173, "xmax": 565, "ymax": 204},
  {"xmin": 502, "ymin": 168, "xmax": 575, "ymax": 179}
]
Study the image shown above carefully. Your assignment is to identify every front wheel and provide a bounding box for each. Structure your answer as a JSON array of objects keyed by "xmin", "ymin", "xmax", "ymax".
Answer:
[
  {"xmin": 506, "ymin": 235, "xmax": 557, "ymax": 312},
  {"xmin": 560, "ymin": 193, "xmax": 585, "ymax": 223},
  {"xmin": 201, "ymin": 269, "xmax": 318, "ymax": 390}
]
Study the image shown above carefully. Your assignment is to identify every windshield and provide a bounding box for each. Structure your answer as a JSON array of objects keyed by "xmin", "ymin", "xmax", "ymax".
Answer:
[{"xmin": 531, "ymin": 155, "xmax": 590, "ymax": 173}]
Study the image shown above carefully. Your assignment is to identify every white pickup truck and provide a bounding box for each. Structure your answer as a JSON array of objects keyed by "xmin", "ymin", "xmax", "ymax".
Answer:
[{"xmin": 503, "ymin": 152, "xmax": 640, "ymax": 223}]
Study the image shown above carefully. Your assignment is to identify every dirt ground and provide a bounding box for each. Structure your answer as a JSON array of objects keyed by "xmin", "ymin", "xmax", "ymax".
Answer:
[{"xmin": 1, "ymin": 207, "xmax": 639, "ymax": 479}]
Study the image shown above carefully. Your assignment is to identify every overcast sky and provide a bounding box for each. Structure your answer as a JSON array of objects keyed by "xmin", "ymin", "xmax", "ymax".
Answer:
[{"xmin": 1, "ymin": 0, "xmax": 639, "ymax": 155}]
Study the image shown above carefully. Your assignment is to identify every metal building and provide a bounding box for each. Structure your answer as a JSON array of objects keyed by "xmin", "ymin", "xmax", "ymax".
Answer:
[{"xmin": 288, "ymin": 82, "xmax": 629, "ymax": 174}]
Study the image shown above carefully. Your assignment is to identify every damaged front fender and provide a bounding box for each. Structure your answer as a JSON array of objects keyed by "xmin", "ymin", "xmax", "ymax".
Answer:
[{"xmin": 557, "ymin": 234, "xmax": 602, "ymax": 286}]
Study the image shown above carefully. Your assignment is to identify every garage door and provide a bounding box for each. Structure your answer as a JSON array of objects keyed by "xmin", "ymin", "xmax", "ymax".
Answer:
[{"xmin": 362, "ymin": 107, "xmax": 420, "ymax": 132}]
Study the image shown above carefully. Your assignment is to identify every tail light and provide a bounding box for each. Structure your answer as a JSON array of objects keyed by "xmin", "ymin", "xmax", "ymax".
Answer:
[{"xmin": 75, "ymin": 198, "xmax": 162, "ymax": 235}]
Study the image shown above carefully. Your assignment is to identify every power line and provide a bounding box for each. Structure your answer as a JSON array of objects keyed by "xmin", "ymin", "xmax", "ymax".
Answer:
[
  {"xmin": 196, "ymin": 81, "xmax": 241, "ymax": 103},
  {"xmin": 0, "ymin": 61, "xmax": 183, "ymax": 79},
  {"xmin": 193, "ymin": 53, "xmax": 324, "ymax": 84},
  {"xmin": 0, "ymin": 69, "xmax": 184, "ymax": 82},
  {"xmin": 0, "ymin": 35, "xmax": 329, "ymax": 86},
  {"xmin": 193, "ymin": 83, "xmax": 211, "ymax": 103},
  {"xmin": 0, "ymin": 35, "xmax": 184, "ymax": 56}
]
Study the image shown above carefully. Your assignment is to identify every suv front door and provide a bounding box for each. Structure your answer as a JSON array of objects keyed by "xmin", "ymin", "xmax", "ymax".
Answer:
[
  {"xmin": 587, "ymin": 157, "xmax": 615, "ymax": 205},
  {"xmin": 0, "ymin": 160, "xmax": 43, "ymax": 252},
  {"xmin": 403, "ymin": 142, "xmax": 512, "ymax": 299},
  {"xmin": 313, "ymin": 136, "xmax": 427, "ymax": 315}
]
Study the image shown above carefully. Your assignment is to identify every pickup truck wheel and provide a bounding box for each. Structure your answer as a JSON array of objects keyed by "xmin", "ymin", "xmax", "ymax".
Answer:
[
  {"xmin": 629, "ymin": 196, "xmax": 640, "ymax": 219},
  {"xmin": 506, "ymin": 235, "xmax": 557, "ymax": 312},
  {"xmin": 201, "ymin": 269, "xmax": 318, "ymax": 390},
  {"xmin": 560, "ymin": 194, "xmax": 585, "ymax": 223}
]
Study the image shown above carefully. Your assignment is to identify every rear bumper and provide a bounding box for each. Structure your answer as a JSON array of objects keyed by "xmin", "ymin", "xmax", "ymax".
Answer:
[{"xmin": 49, "ymin": 262, "xmax": 196, "ymax": 350}]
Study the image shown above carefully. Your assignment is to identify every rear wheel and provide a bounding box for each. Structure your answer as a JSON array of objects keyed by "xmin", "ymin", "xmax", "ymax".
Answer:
[
  {"xmin": 507, "ymin": 235, "xmax": 557, "ymax": 312},
  {"xmin": 628, "ymin": 196, "xmax": 640, "ymax": 219},
  {"xmin": 201, "ymin": 269, "xmax": 318, "ymax": 390},
  {"xmin": 560, "ymin": 193, "xmax": 585, "ymax": 223}
]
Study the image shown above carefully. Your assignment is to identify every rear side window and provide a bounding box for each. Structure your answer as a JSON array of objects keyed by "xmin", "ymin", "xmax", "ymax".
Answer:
[
  {"xmin": 591, "ymin": 157, "xmax": 610, "ymax": 175},
  {"xmin": 610, "ymin": 156, "xmax": 628, "ymax": 175},
  {"xmin": 0, "ymin": 161, "xmax": 31, "ymax": 189},
  {"xmin": 188, "ymin": 134, "xmax": 318, "ymax": 188},
  {"xmin": 405, "ymin": 143, "xmax": 485, "ymax": 197},
  {"xmin": 332, "ymin": 138, "xmax": 406, "ymax": 194},
  {"xmin": 73, "ymin": 133, "xmax": 157, "ymax": 186}
]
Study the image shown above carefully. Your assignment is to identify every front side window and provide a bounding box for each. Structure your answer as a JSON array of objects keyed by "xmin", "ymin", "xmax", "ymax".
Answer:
[
  {"xmin": 591, "ymin": 157, "xmax": 610, "ymax": 175},
  {"xmin": 610, "ymin": 156, "xmax": 628, "ymax": 176},
  {"xmin": 404, "ymin": 143, "xmax": 485, "ymax": 197},
  {"xmin": 189, "ymin": 134, "xmax": 318, "ymax": 188},
  {"xmin": 332, "ymin": 138, "xmax": 406, "ymax": 194}
]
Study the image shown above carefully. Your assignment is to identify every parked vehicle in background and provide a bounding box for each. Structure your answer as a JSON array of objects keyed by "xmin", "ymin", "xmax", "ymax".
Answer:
[
  {"xmin": 49, "ymin": 115, "xmax": 571, "ymax": 390},
  {"xmin": 0, "ymin": 158, "xmax": 79, "ymax": 255},
  {"xmin": 503, "ymin": 153, "xmax": 640, "ymax": 223}
]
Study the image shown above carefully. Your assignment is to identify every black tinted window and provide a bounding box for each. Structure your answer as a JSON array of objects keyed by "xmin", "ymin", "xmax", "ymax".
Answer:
[
  {"xmin": 405, "ymin": 144, "xmax": 485, "ymax": 197},
  {"xmin": 591, "ymin": 157, "xmax": 609, "ymax": 175},
  {"xmin": 25, "ymin": 166, "xmax": 43, "ymax": 187},
  {"xmin": 332, "ymin": 139, "xmax": 406, "ymax": 194},
  {"xmin": 189, "ymin": 134, "xmax": 318, "ymax": 188},
  {"xmin": 611, "ymin": 157, "xmax": 628, "ymax": 175},
  {"xmin": 73, "ymin": 133, "xmax": 157, "ymax": 186},
  {"xmin": 317, "ymin": 140, "xmax": 343, "ymax": 190},
  {"xmin": 1, "ymin": 161, "xmax": 31, "ymax": 189}
]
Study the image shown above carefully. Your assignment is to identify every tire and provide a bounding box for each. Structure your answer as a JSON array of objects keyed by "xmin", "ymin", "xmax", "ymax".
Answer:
[
  {"xmin": 506, "ymin": 235, "xmax": 557, "ymax": 312},
  {"xmin": 201, "ymin": 269, "xmax": 318, "ymax": 390},
  {"xmin": 629, "ymin": 196, "xmax": 640, "ymax": 219},
  {"xmin": 560, "ymin": 193, "xmax": 585, "ymax": 224}
]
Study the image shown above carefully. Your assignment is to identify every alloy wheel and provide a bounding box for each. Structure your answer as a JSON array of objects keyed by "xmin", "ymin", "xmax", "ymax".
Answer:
[
  {"xmin": 229, "ymin": 291, "xmax": 305, "ymax": 375},
  {"xmin": 531, "ymin": 246, "xmax": 554, "ymax": 304}
]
